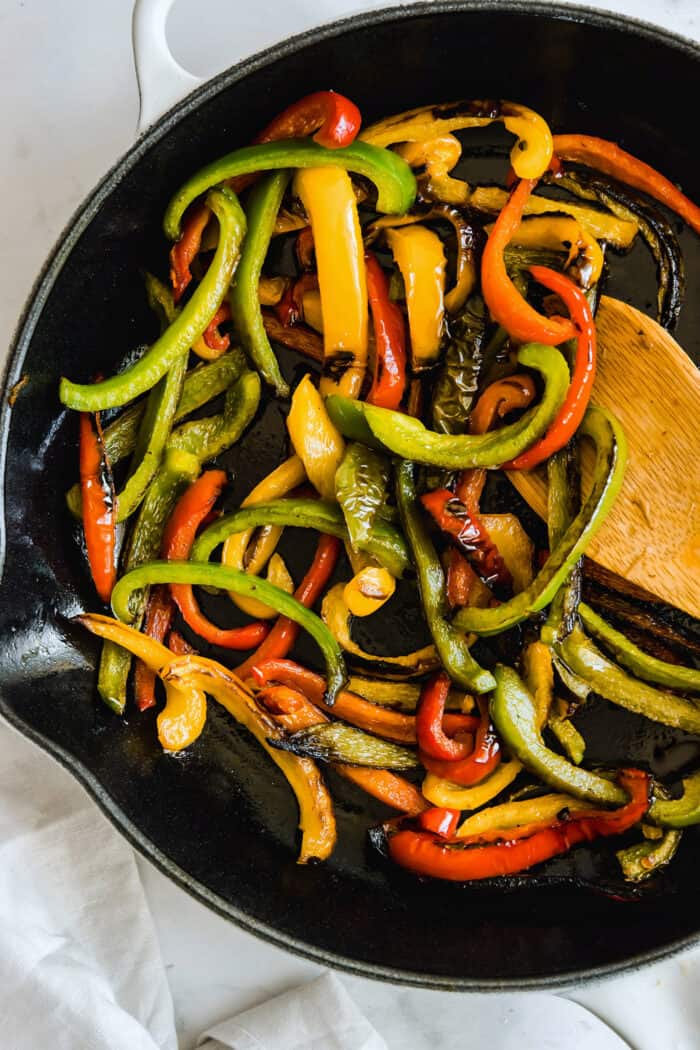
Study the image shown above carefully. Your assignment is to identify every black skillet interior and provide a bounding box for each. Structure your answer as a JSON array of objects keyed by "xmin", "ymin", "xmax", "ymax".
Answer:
[{"xmin": 1, "ymin": 2, "xmax": 700, "ymax": 988}]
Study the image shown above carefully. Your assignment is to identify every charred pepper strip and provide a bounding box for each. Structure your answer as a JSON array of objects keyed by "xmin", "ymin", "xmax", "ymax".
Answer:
[
  {"xmin": 481, "ymin": 179, "xmax": 577, "ymax": 346},
  {"xmin": 365, "ymin": 251, "xmax": 407, "ymax": 409},
  {"xmin": 326, "ymin": 343, "xmax": 570, "ymax": 469},
  {"xmin": 79, "ymin": 411, "xmax": 116, "ymax": 603},
  {"xmin": 163, "ymin": 139, "xmax": 417, "ymax": 242},
  {"xmin": 192, "ymin": 498, "xmax": 410, "ymax": 579},
  {"xmin": 505, "ymin": 267, "xmax": 596, "ymax": 471},
  {"xmin": 419, "ymin": 697, "xmax": 501, "ymax": 786},
  {"xmin": 552, "ymin": 134, "xmax": 700, "ymax": 235},
  {"xmin": 61, "ymin": 188, "xmax": 247, "ymax": 411},
  {"xmin": 230, "ymin": 171, "xmax": 291, "ymax": 396},
  {"xmin": 421, "ymin": 488, "xmax": 512, "ymax": 589},
  {"xmin": 396, "ymin": 459, "xmax": 495, "ymax": 694},
  {"xmin": 111, "ymin": 561, "xmax": 347, "ymax": 704},
  {"xmin": 134, "ymin": 585, "xmax": 174, "ymax": 711},
  {"xmin": 454, "ymin": 407, "xmax": 626, "ymax": 636}
]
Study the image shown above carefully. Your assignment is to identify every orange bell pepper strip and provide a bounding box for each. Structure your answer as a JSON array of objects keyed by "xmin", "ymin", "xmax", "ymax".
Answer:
[
  {"xmin": 552, "ymin": 134, "xmax": 700, "ymax": 236},
  {"xmin": 481, "ymin": 178, "xmax": 578, "ymax": 345},
  {"xmin": 419, "ymin": 697, "xmax": 501, "ymax": 786},
  {"xmin": 162, "ymin": 471, "xmax": 270, "ymax": 650},
  {"xmin": 169, "ymin": 202, "xmax": 211, "ymax": 303},
  {"xmin": 365, "ymin": 250, "xmax": 407, "ymax": 410},
  {"xmin": 505, "ymin": 266, "xmax": 596, "ymax": 470},
  {"xmin": 79, "ymin": 410, "xmax": 116, "ymax": 603}
]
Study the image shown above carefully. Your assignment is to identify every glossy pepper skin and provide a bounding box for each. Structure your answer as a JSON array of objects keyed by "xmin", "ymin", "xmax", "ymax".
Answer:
[
  {"xmin": 421, "ymin": 488, "xmax": 512, "ymax": 590},
  {"xmin": 506, "ymin": 267, "xmax": 597, "ymax": 470},
  {"xmin": 162, "ymin": 471, "xmax": 269, "ymax": 650},
  {"xmin": 163, "ymin": 139, "xmax": 417, "ymax": 243},
  {"xmin": 552, "ymin": 134, "xmax": 700, "ymax": 235},
  {"xmin": 364, "ymin": 251, "xmax": 407, "ymax": 409},
  {"xmin": 385, "ymin": 225, "xmax": 446, "ymax": 371},
  {"xmin": 420, "ymin": 697, "xmax": 502, "ymax": 786},
  {"xmin": 415, "ymin": 670, "xmax": 473, "ymax": 760},
  {"xmin": 79, "ymin": 411, "xmax": 116, "ymax": 603},
  {"xmin": 396, "ymin": 459, "xmax": 495, "ymax": 694},
  {"xmin": 170, "ymin": 202, "xmax": 210, "ymax": 302},
  {"xmin": 61, "ymin": 188, "xmax": 247, "ymax": 412},
  {"xmin": 255, "ymin": 91, "xmax": 361, "ymax": 149},
  {"xmin": 386, "ymin": 768, "xmax": 649, "ymax": 882},
  {"xmin": 481, "ymin": 179, "xmax": 577, "ymax": 346},
  {"xmin": 134, "ymin": 585, "xmax": 174, "ymax": 711}
]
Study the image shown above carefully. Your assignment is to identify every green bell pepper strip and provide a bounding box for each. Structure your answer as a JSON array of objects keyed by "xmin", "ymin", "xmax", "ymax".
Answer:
[
  {"xmin": 270, "ymin": 721, "xmax": 420, "ymax": 770},
  {"xmin": 326, "ymin": 343, "xmax": 570, "ymax": 469},
  {"xmin": 335, "ymin": 442, "xmax": 392, "ymax": 553},
  {"xmin": 649, "ymin": 771, "xmax": 700, "ymax": 827},
  {"xmin": 168, "ymin": 370, "xmax": 261, "ymax": 462},
  {"xmin": 490, "ymin": 664, "xmax": 627, "ymax": 805},
  {"xmin": 395, "ymin": 459, "xmax": 495, "ymax": 694},
  {"xmin": 60, "ymin": 187, "xmax": 247, "ymax": 412},
  {"xmin": 541, "ymin": 444, "xmax": 583, "ymax": 644},
  {"xmin": 97, "ymin": 446, "xmax": 201, "ymax": 713},
  {"xmin": 579, "ymin": 602, "xmax": 700, "ymax": 693},
  {"xmin": 616, "ymin": 827, "xmax": 682, "ymax": 880},
  {"xmin": 111, "ymin": 561, "xmax": 347, "ymax": 704},
  {"xmin": 65, "ymin": 349, "xmax": 246, "ymax": 517},
  {"xmin": 230, "ymin": 172, "xmax": 290, "ymax": 397},
  {"xmin": 163, "ymin": 139, "xmax": 417, "ymax": 241},
  {"xmin": 192, "ymin": 498, "xmax": 410, "ymax": 579},
  {"xmin": 454, "ymin": 406, "xmax": 627, "ymax": 636},
  {"xmin": 555, "ymin": 625, "xmax": 700, "ymax": 736}
]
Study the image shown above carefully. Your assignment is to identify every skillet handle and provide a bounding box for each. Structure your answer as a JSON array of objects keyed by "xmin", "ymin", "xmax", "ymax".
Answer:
[{"xmin": 132, "ymin": 0, "xmax": 205, "ymax": 133}]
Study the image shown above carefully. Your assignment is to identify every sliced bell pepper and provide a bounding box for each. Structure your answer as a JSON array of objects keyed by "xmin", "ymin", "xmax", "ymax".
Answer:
[
  {"xmin": 326, "ymin": 342, "xmax": 570, "ymax": 469},
  {"xmin": 61, "ymin": 188, "xmax": 246, "ymax": 412},
  {"xmin": 335, "ymin": 440, "xmax": 391, "ymax": 550},
  {"xmin": 617, "ymin": 826, "xmax": 682, "ymax": 881},
  {"xmin": 396, "ymin": 135, "xmax": 469, "ymax": 206},
  {"xmin": 287, "ymin": 373, "xmax": 346, "ymax": 499},
  {"xmin": 415, "ymin": 670, "xmax": 472, "ymax": 761},
  {"xmin": 385, "ymin": 225, "xmax": 446, "ymax": 370},
  {"xmin": 487, "ymin": 214, "xmax": 604, "ymax": 290},
  {"xmin": 255, "ymin": 90, "xmax": 361, "ymax": 149},
  {"xmin": 79, "ymin": 410, "xmax": 116, "ymax": 603},
  {"xmin": 456, "ymin": 792, "xmax": 581, "ymax": 838},
  {"xmin": 134, "ymin": 584, "xmax": 174, "ymax": 711},
  {"xmin": 343, "ymin": 565, "xmax": 396, "ymax": 617},
  {"xmin": 481, "ymin": 179, "xmax": 577, "ymax": 346},
  {"xmin": 649, "ymin": 770, "xmax": 700, "ymax": 828},
  {"xmin": 422, "ymin": 758, "xmax": 523, "ymax": 811},
  {"xmin": 420, "ymin": 697, "xmax": 501, "ymax": 786},
  {"xmin": 364, "ymin": 251, "xmax": 407, "ymax": 409},
  {"xmin": 552, "ymin": 134, "xmax": 700, "ymax": 235},
  {"xmin": 164, "ymin": 139, "xmax": 417, "ymax": 243},
  {"xmin": 421, "ymin": 488, "xmax": 512, "ymax": 591},
  {"xmin": 170, "ymin": 202, "xmax": 211, "ymax": 302},
  {"xmin": 272, "ymin": 721, "xmax": 419, "ymax": 771},
  {"xmin": 416, "ymin": 807, "xmax": 461, "ymax": 837},
  {"xmin": 294, "ymin": 166, "xmax": 368, "ymax": 397}
]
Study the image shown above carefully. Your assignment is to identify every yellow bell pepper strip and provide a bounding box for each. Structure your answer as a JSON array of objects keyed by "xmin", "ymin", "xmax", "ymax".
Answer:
[
  {"xmin": 456, "ymin": 792, "xmax": 583, "ymax": 838},
  {"xmin": 287, "ymin": 373, "xmax": 345, "ymax": 500},
  {"xmin": 230, "ymin": 171, "xmax": 291, "ymax": 397},
  {"xmin": 110, "ymin": 561, "xmax": 347, "ymax": 704},
  {"xmin": 265, "ymin": 554, "xmax": 294, "ymax": 594},
  {"xmin": 322, "ymin": 582, "xmax": 439, "ymax": 675},
  {"xmin": 76, "ymin": 614, "xmax": 207, "ymax": 752},
  {"xmin": 522, "ymin": 640, "xmax": 554, "ymax": 730},
  {"xmin": 347, "ymin": 676, "xmax": 467, "ymax": 711},
  {"xmin": 555, "ymin": 626, "xmax": 700, "ymax": 736},
  {"xmin": 549, "ymin": 709, "xmax": 586, "ymax": 766},
  {"xmin": 486, "ymin": 215, "xmax": 604, "ymax": 290},
  {"xmin": 326, "ymin": 342, "xmax": 570, "ymax": 469},
  {"xmin": 479, "ymin": 514, "xmax": 534, "ymax": 593},
  {"xmin": 222, "ymin": 455, "xmax": 306, "ymax": 620},
  {"xmin": 294, "ymin": 167, "xmax": 368, "ymax": 397},
  {"xmin": 490, "ymin": 664, "xmax": 627, "ymax": 806},
  {"xmin": 192, "ymin": 499, "xmax": 410, "ymax": 580},
  {"xmin": 617, "ymin": 827, "xmax": 682, "ymax": 882},
  {"xmin": 579, "ymin": 603, "xmax": 700, "ymax": 693},
  {"xmin": 453, "ymin": 407, "xmax": 627, "ymax": 636},
  {"xmin": 422, "ymin": 759, "xmax": 523, "ymax": 811},
  {"xmin": 163, "ymin": 656, "xmax": 336, "ymax": 862},
  {"xmin": 360, "ymin": 99, "xmax": 553, "ymax": 180},
  {"xmin": 469, "ymin": 185, "xmax": 639, "ymax": 249},
  {"xmin": 552, "ymin": 134, "xmax": 700, "ymax": 235},
  {"xmin": 60, "ymin": 188, "xmax": 246, "ymax": 412},
  {"xmin": 343, "ymin": 566, "xmax": 396, "ymax": 617},
  {"xmin": 396, "ymin": 460, "xmax": 495, "ymax": 694},
  {"xmin": 395, "ymin": 135, "xmax": 469, "ymax": 205},
  {"xmin": 385, "ymin": 226, "xmax": 445, "ymax": 371},
  {"xmin": 164, "ymin": 139, "xmax": 417, "ymax": 242}
]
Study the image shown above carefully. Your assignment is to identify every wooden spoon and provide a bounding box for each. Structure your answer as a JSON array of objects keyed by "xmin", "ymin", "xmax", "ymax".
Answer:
[{"xmin": 507, "ymin": 295, "xmax": 700, "ymax": 618}]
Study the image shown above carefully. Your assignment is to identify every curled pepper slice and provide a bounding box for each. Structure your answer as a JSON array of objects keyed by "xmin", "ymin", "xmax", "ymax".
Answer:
[
  {"xmin": 421, "ymin": 488, "xmax": 512, "ymax": 590},
  {"xmin": 420, "ymin": 697, "xmax": 501, "ymax": 786},
  {"xmin": 170, "ymin": 202, "xmax": 211, "ymax": 303},
  {"xmin": 255, "ymin": 90, "xmax": 361, "ymax": 149},
  {"xmin": 415, "ymin": 671, "xmax": 472, "ymax": 761},
  {"xmin": 287, "ymin": 373, "xmax": 346, "ymax": 499},
  {"xmin": 79, "ymin": 410, "xmax": 116, "ymax": 603},
  {"xmin": 365, "ymin": 251, "xmax": 407, "ymax": 409}
]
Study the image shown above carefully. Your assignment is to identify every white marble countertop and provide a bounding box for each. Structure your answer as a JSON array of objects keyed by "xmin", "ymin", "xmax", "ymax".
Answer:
[{"xmin": 2, "ymin": 1, "xmax": 700, "ymax": 1047}]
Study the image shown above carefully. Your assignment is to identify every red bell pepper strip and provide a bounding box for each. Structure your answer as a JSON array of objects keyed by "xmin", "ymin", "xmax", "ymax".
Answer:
[
  {"xmin": 258, "ymin": 682, "xmax": 427, "ymax": 814},
  {"xmin": 446, "ymin": 549, "xmax": 476, "ymax": 610},
  {"xmin": 552, "ymin": 134, "xmax": 700, "ymax": 236},
  {"xmin": 365, "ymin": 250, "xmax": 408, "ymax": 410},
  {"xmin": 416, "ymin": 671, "xmax": 472, "ymax": 760},
  {"xmin": 203, "ymin": 302, "xmax": 232, "ymax": 352},
  {"xmin": 504, "ymin": 266, "xmax": 597, "ymax": 470},
  {"xmin": 169, "ymin": 202, "xmax": 211, "ymax": 303},
  {"xmin": 421, "ymin": 487, "xmax": 513, "ymax": 590},
  {"xmin": 481, "ymin": 178, "xmax": 578, "ymax": 345},
  {"xmin": 420, "ymin": 697, "xmax": 501, "ymax": 785},
  {"xmin": 162, "ymin": 471, "xmax": 270, "ymax": 650},
  {"xmin": 79, "ymin": 410, "xmax": 116, "ymax": 603},
  {"xmin": 416, "ymin": 807, "xmax": 461, "ymax": 837},
  {"xmin": 134, "ymin": 585, "xmax": 174, "ymax": 711},
  {"xmin": 387, "ymin": 768, "xmax": 649, "ymax": 881},
  {"xmin": 251, "ymin": 657, "xmax": 478, "ymax": 744},
  {"xmin": 167, "ymin": 629, "xmax": 197, "ymax": 656},
  {"xmin": 253, "ymin": 91, "xmax": 362, "ymax": 150},
  {"xmin": 234, "ymin": 534, "xmax": 341, "ymax": 678}
]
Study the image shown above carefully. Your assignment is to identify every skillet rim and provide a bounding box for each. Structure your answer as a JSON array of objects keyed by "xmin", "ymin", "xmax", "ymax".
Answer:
[{"xmin": 1, "ymin": 0, "xmax": 700, "ymax": 990}]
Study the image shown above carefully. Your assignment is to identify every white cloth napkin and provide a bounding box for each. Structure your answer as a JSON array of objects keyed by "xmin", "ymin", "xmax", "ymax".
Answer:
[{"xmin": 0, "ymin": 718, "xmax": 632, "ymax": 1050}]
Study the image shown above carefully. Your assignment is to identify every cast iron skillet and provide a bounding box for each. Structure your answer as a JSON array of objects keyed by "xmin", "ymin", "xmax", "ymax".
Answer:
[{"xmin": 2, "ymin": 1, "xmax": 700, "ymax": 990}]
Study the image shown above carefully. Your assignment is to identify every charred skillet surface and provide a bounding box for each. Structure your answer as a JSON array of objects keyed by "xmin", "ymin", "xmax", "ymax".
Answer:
[{"xmin": 1, "ymin": 2, "xmax": 700, "ymax": 989}]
